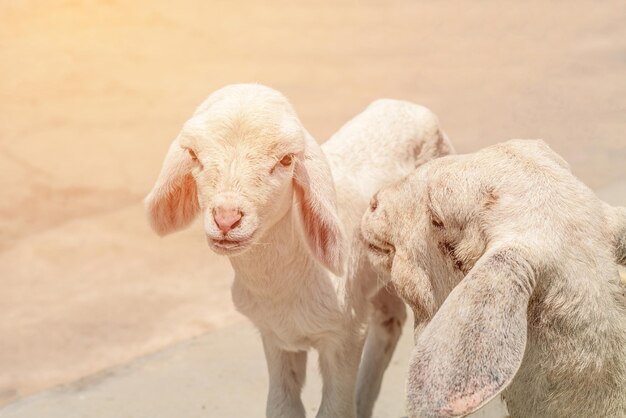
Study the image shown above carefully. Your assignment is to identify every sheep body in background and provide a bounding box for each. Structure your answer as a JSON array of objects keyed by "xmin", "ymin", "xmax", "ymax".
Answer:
[
  {"xmin": 361, "ymin": 139, "xmax": 626, "ymax": 418},
  {"xmin": 145, "ymin": 84, "xmax": 453, "ymax": 418}
]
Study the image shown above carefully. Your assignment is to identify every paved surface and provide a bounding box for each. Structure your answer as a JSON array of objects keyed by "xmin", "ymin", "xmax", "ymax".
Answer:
[
  {"xmin": 0, "ymin": 319, "xmax": 508, "ymax": 418},
  {"xmin": 1, "ymin": 0, "xmax": 625, "ymax": 411}
]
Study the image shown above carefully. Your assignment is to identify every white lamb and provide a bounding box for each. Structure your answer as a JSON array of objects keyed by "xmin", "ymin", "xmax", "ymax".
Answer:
[
  {"xmin": 360, "ymin": 139, "xmax": 626, "ymax": 417},
  {"xmin": 145, "ymin": 84, "xmax": 454, "ymax": 418}
]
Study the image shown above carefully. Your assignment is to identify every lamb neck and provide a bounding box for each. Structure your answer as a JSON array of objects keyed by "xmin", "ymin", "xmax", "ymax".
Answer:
[{"xmin": 228, "ymin": 207, "xmax": 326, "ymax": 299}]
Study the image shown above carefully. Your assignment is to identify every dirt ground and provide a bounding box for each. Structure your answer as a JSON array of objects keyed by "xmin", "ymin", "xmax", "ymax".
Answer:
[{"xmin": 1, "ymin": 0, "xmax": 625, "ymax": 406}]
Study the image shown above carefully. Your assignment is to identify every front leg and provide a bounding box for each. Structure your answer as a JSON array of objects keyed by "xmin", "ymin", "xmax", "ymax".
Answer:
[
  {"xmin": 317, "ymin": 338, "xmax": 362, "ymax": 418},
  {"xmin": 262, "ymin": 335, "xmax": 308, "ymax": 418},
  {"xmin": 356, "ymin": 286, "xmax": 407, "ymax": 418}
]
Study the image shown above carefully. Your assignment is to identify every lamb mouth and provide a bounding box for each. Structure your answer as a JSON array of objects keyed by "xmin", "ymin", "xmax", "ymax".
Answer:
[
  {"xmin": 367, "ymin": 240, "xmax": 394, "ymax": 256},
  {"xmin": 214, "ymin": 239, "xmax": 248, "ymax": 249},
  {"xmin": 208, "ymin": 234, "xmax": 255, "ymax": 252}
]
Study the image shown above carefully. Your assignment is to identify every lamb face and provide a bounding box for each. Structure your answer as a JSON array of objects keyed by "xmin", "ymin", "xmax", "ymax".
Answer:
[
  {"xmin": 145, "ymin": 84, "xmax": 345, "ymax": 274},
  {"xmin": 361, "ymin": 140, "xmax": 574, "ymax": 329},
  {"xmin": 181, "ymin": 106, "xmax": 304, "ymax": 255},
  {"xmin": 360, "ymin": 155, "xmax": 490, "ymax": 327}
]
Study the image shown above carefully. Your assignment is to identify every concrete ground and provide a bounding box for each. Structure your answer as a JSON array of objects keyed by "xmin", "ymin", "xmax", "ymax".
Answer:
[
  {"xmin": 1, "ymin": 0, "xmax": 625, "ymax": 416},
  {"xmin": 0, "ymin": 319, "xmax": 508, "ymax": 418}
]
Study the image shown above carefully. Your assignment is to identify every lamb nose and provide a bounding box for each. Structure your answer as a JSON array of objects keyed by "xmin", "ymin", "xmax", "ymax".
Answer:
[
  {"xmin": 213, "ymin": 207, "xmax": 243, "ymax": 233},
  {"xmin": 370, "ymin": 193, "xmax": 379, "ymax": 211}
]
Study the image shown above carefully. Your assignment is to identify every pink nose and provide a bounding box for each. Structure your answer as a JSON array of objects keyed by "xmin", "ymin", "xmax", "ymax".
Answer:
[{"xmin": 213, "ymin": 206, "xmax": 243, "ymax": 234}]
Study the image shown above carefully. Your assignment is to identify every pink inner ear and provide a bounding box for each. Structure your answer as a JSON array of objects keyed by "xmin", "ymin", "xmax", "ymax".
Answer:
[
  {"xmin": 299, "ymin": 194, "xmax": 337, "ymax": 255},
  {"xmin": 442, "ymin": 380, "xmax": 497, "ymax": 415},
  {"xmin": 293, "ymin": 161, "xmax": 344, "ymax": 275},
  {"xmin": 148, "ymin": 171, "xmax": 199, "ymax": 236}
]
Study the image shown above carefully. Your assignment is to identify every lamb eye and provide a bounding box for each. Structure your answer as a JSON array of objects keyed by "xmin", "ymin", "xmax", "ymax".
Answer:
[
  {"xmin": 188, "ymin": 149, "xmax": 198, "ymax": 161},
  {"xmin": 431, "ymin": 217, "xmax": 444, "ymax": 228},
  {"xmin": 279, "ymin": 154, "xmax": 294, "ymax": 167}
]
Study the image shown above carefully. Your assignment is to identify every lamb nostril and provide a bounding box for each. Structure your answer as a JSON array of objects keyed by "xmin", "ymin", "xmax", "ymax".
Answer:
[
  {"xmin": 370, "ymin": 193, "xmax": 379, "ymax": 212},
  {"xmin": 213, "ymin": 206, "xmax": 244, "ymax": 234},
  {"xmin": 231, "ymin": 216, "xmax": 242, "ymax": 230}
]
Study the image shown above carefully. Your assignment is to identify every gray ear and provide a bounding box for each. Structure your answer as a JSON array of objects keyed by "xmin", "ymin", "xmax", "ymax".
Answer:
[
  {"xmin": 605, "ymin": 204, "xmax": 626, "ymax": 266},
  {"xmin": 407, "ymin": 246, "xmax": 535, "ymax": 418}
]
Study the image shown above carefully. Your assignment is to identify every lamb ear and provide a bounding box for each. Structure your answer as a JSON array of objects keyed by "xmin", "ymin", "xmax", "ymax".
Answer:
[
  {"xmin": 144, "ymin": 138, "xmax": 200, "ymax": 236},
  {"xmin": 390, "ymin": 254, "xmax": 437, "ymax": 336},
  {"xmin": 293, "ymin": 132, "xmax": 346, "ymax": 276},
  {"xmin": 407, "ymin": 246, "xmax": 535, "ymax": 418}
]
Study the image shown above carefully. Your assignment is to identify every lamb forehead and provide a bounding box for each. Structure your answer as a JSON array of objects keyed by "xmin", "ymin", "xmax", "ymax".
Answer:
[
  {"xmin": 405, "ymin": 155, "xmax": 474, "ymax": 197},
  {"xmin": 181, "ymin": 105, "xmax": 303, "ymax": 153},
  {"xmin": 482, "ymin": 140, "xmax": 570, "ymax": 175},
  {"xmin": 423, "ymin": 143, "xmax": 559, "ymax": 193}
]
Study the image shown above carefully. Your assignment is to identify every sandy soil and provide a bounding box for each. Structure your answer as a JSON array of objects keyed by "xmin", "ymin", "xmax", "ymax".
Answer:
[{"xmin": 1, "ymin": 0, "xmax": 625, "ymax": 406}]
